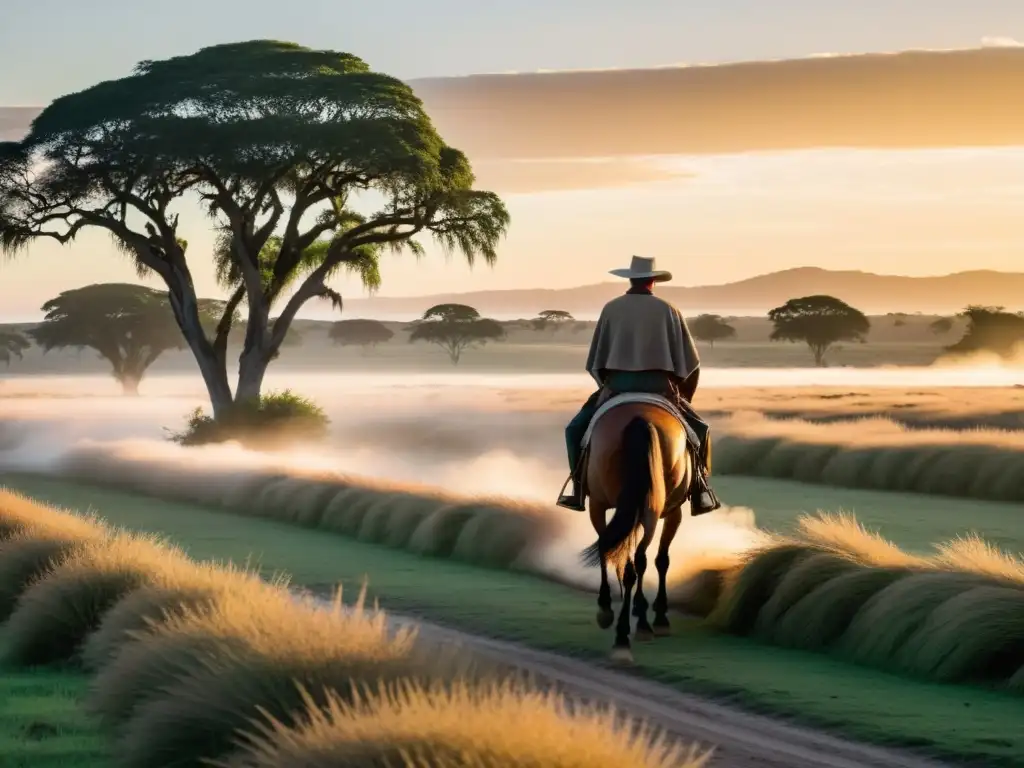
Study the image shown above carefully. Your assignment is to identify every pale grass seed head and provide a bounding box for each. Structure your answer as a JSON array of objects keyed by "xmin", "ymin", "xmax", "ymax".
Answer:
[
  {"xmin": 219, "ymin": 679, "xmax": 713, "ymax": 768},
  {"xmin": 932, "ymin": 535, "xmax": 1024, "ymax": 586},
  {"xmin": 796, "ymin": 512, "xmax": 926, "ymax": 568}
]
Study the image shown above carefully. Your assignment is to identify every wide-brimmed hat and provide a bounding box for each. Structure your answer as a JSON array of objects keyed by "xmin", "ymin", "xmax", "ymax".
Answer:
[{"xmin": 609, "ymin": 255, "xmax": 672, "ymax": 282}]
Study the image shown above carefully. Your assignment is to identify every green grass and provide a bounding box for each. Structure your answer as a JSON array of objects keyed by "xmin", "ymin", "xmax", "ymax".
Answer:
[
  {"xmin": 717, "ymin": 475, "xmax": 1024, "ymax": 555},
  {"xmin": 5, "ymin": 473, "xmax": 1024, "ymax": 766},
  {"xmin": 0, "ymin": 662, "xmax": 107, "ymax": 767}
]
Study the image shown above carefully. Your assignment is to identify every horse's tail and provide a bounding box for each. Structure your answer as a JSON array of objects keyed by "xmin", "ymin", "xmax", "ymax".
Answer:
[{"xmin": 581, "ymin": 416, "xmax": 664, "ymax": 569}]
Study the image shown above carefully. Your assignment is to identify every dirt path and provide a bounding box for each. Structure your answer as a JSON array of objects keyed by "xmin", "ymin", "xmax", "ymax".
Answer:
[{"xmin": 388, "ymin": 612, "xmax": 951, "ymax": 768}]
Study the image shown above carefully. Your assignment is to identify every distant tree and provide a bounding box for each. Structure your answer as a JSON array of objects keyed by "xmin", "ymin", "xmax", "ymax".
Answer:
[
  {"xmin": 409, "ymin": 303, "xmax": 505, "ymax": 365},
  {"xmin": 0, "ymin": 330, "xmax": 30, "ymax": 368},
  {"xmin": 531, "ymin": 309, "xmax": 575, "ymax": 332},
  {"xmin": 688, "ymin": 314, "xmax": 737, "ymax": 349},
  {"xmin": 29, "ymin": 283, "xmax": 224, "ymax": 395},
  {"xmin": 329, "ymin": 319, "xmax": 395, "ymax": 354},
  {"xmin": 946, "ymin": 306, "xmax": 1024, "ymax": 358},
  {"xmin": 929, "ymin": 316, "xmax": 955, "ymax": 336},
  {"xmin": 768, "ymin": 295, "xmax": 870, "ymax": 367}
]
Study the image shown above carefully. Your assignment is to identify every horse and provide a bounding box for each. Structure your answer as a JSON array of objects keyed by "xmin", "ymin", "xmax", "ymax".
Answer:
[{"xmin": 579, "ymin": 401, "xmax": 692, "ymax": 663}]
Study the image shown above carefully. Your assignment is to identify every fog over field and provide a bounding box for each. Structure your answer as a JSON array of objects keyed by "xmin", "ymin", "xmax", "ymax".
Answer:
[{"xmin": 2, "ymin": 364, "xmax": 1022, "ymax": 584}]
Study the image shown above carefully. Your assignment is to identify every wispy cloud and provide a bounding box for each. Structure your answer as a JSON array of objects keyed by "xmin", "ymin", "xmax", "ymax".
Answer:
[{"xmin": 981, "ymin": 36, "xmax": 1024, "ymax": 48}]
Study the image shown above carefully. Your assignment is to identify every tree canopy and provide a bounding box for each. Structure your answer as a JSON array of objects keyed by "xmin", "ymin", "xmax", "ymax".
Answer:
[
  {"xmin": 409, "ymin": 303, "xmax": 504, "ymax": 364},
  {"xmin": 0, "ymin": 40, "xmax": 508, "ymax": 417},
  {"xmin": 767, "ymin": 295, "xmax": 870, "ymax": 367},
  {"xmin": 328, "ymin": 319, "xmax": 394, "ymax": 350},
  {"xmin": 929, "ymin": 316, "xmax": 955, "ymax": 336},
  {"xmin": 28, "ymin": 283, "xmax": 223, "ymax": 394},
  {"xmin": 688, "ymin": 314, "xmax": 736, "ymax": 348},
  {"xmin": 531, "ymin": 309, "xmax": 574, "ymax": 332},
  {"xmin": 0, "ymin": 330, "xmax": 30, "ymax": 368},
  {"xmin": 946, "ymin": 306, "xmax": 1024, "ymax": 359}
]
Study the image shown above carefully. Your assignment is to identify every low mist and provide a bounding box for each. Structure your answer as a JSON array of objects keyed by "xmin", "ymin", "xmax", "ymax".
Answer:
[{"xmin": 0, "ymin": 364, "xmax": 1018, "ymax": 591}]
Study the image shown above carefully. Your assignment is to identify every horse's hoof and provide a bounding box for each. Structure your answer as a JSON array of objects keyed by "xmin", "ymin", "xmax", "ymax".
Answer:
[
  {"xmin": 653, "ymin": 624, "xmax": 672, "ymax": 637},
  {"xmin": 609, "ymin": 646, "xmax": 634, "ymax": 664},
  {"xmin": 635, "ymin": 627, "xmax": 655, "ymax": 642},
  {"xmin": 596, "ymin": 609, "xmax": 614, "ymax": 629}
]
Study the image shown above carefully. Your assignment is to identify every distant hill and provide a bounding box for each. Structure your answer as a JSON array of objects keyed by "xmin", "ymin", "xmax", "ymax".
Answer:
[{"xmin": 341, "ymin": 268, "xmax": 1024, "ymax": 318}]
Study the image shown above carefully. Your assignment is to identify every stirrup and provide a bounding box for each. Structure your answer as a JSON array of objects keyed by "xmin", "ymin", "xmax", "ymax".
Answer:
[
  {"xmin": 691, "ymin": 485, "xmax": 721, "ymax": 516},
  {"xmin": 556, "ymin": 474, "xmax": 586, "ymax": 511}
]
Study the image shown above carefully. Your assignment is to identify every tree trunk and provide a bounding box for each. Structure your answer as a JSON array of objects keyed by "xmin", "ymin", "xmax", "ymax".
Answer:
[
  {"xmin": 118, "ymin": 375, "xmax": 141, "ymax": 396},
  {"xmin": 235, "ymin": 347, "xmax": 270, "ymax": 403},
  {"xmin": 169, "ymin": 286, "xmax": 234, "ymax": 418},
  {"xmin": 812, "ymin": 344, "xmax": 828, "ymax": 367}
]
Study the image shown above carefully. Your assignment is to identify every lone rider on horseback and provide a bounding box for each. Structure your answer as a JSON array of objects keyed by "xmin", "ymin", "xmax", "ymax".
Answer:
[{"xmin": 557, "ymin": 255, "xmax": 721, "ymax": 515}]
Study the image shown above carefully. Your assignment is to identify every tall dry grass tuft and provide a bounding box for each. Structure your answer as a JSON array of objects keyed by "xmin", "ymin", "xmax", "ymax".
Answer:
[
  {"xmin": 795, "ymin": 513, "xmax": 925, "ymax": 568},
  {"xmin": 705, "ymin": 543, "xmax": 817, "ymax": 634},
  {"xmin": 708, "ymin": 513, "xmax": 1024, "ymax": 690},
  {"xmin": 0, "ymin": 532, "xmax": 191, "ymax": 666},
  {"xmin": 768, "ymin": 566, "xmax": 913, "ymax": 651},
  {"xmin": 81, "ymin": 563, "xmax": 288, "ymax": 672},
  {"xmin": 216, "ymin": 680, "xmax": 712, "ymax": 768},
  {"xmin": 110, "ymin": 592, "xmax": 458, "ymax": 768},
  {"xmin": 932, "ymin": 535, "xmax": 1024, "ymax": 585},
  {"xmin": 0, "ymin": 488, "xmax": 106, "ymax": 542},
  {"xmin": 0, "ymin": 531, "xmax": 102, "ymax": 620},
  {"xmin": 713, "ymin": 413, "xmax": 1024, "ymax": 502}
]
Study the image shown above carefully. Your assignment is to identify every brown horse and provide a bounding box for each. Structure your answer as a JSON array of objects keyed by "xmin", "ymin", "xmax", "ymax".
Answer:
[{"xmin": 579, "ymin": 402, "xmax": 691, "ymax": 662}]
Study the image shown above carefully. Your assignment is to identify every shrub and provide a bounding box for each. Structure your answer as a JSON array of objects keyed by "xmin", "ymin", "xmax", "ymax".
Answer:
[
  {"xmin": 168, "ymin": 390, "xmax": 330, "ymax": 449},
  {"xmin": 219, "ymin": 680, "xmax": 710, "ymax": 768}
]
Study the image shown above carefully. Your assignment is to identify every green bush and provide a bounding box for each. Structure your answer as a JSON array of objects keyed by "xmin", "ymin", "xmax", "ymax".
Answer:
[{"xmin": 168, "ymin": 390, "xmax": 330, "ymax": 449}]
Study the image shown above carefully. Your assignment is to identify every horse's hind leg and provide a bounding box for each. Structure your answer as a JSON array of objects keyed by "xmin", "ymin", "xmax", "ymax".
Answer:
[
  {"xmin": 653, "ymin": 506, "xmax": 682, "ymax": 636},
  {"xmin": 632, "ymin": 526, "xmax": 657, "ymax": 641},
  {"xmin": 589, "ymin": 502, "xmax": 614, "ymax": 629},
  {"xmin": 611, "ymin": 558, "xmax": 637, "ymax": 663}
]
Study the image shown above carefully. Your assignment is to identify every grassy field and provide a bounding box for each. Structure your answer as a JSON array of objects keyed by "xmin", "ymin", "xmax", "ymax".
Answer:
[
  {"xmin": 0, "ymin": 488, "xmax": 705, "ymax": 768},
  {"xmin": 4, "ymin": 473, "xmax": 1024, "ymax": 766},
  {"xmin": 0, "ymin": 665, "xmax": 106, "ymax": 768}
]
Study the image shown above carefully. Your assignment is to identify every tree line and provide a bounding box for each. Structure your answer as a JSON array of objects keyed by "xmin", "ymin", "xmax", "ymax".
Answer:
[{"xmin": 3, "ymin": 285, "xmax": 1021, "ymax": 394}]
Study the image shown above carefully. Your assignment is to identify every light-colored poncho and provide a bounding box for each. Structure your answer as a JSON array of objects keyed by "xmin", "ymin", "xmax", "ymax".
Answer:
[{"xmin": 585, "ymin": 293, "xmax": 700, "ymax": 387}]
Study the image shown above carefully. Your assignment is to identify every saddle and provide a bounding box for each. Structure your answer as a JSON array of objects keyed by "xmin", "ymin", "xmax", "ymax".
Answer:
[{"xmin": 561, "ymin": 391, "xmax": 713, "ymax": 513}]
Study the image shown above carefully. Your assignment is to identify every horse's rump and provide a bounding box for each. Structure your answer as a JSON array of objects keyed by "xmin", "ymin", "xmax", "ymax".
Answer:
[{"xmin": 586, "ymin": 402, "xmax": 689, "ymax": 511}]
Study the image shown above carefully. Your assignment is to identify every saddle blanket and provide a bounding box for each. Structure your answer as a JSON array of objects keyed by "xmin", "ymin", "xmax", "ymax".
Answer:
[{"xmin": 581, "ymin": 393, "xmax": 702, "ymax": 450}]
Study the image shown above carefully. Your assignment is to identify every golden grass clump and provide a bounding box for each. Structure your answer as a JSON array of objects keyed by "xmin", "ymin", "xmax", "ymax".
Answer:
[
  {"xmin": 217, "ymin": 680, "xmax": 712, "ymax": 768},
  {"xmin": 795, "ymin": 512, "xmax": 926, "ymax": 568},
  {"xmin": 100, "ymin": 593, "xmax": 450, "ymax": 768},
  {"xmin": 932, "ymin": 535, "xmax": 1024, "ymax": 585},
  {"xmin": 0, "ymin": 488, "xmax": 106, "ymax": 542},
  {"xmin": 81, "ymin": 562, "xmax": 288, "ymax": 672},
  {"xmin": 0, "ymin": 532, "xmax": 191, "ymax": 666},
  {"xmin": 0, "ymin": 533, "xmax": 98, "ymax": 621},
  {"xmin": 712, "ymin": 413, "xmax": 1024, "ymax": 503},
  {"xmin": 705, "ymin": 513, "xmax": 1024, "ymax": 690}
]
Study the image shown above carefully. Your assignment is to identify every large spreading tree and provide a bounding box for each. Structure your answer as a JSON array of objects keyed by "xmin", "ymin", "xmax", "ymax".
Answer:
[
  {"xmin": 688, "ymin": 313, "xmax": 736, "ymax": 349},
  {"xmin": 29, "ymin": 283, "xmax": 222, "ymax": 394},
  {"xmin": 0, "ymin": 41, "xmax": 508, "ymax": 418},
  {"xmin": 768, "ymin": 295, "xmax": 870, "ymax": 366},
  {"xmin": 946, "ymin": 305, "xmax": 1024, "ymax": 359},
  {"xmin": 409, "ymin": 304, "xmax": 504, "ymax": 364},
  {"xmin": 328, "ymin": 318, "xmax": 394, "ymax": 352}
]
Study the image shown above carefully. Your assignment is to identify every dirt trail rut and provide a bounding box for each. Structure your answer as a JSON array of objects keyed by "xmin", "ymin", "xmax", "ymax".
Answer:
[{"xmin": 394, "ymin": 613, "xmax": 951, "ymax": 768}]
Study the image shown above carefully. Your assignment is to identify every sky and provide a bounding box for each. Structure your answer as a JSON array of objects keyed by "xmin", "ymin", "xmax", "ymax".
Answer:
[{"xmin": 2, "ymin": 1, "xmax": 1024, "ymax": 319}]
